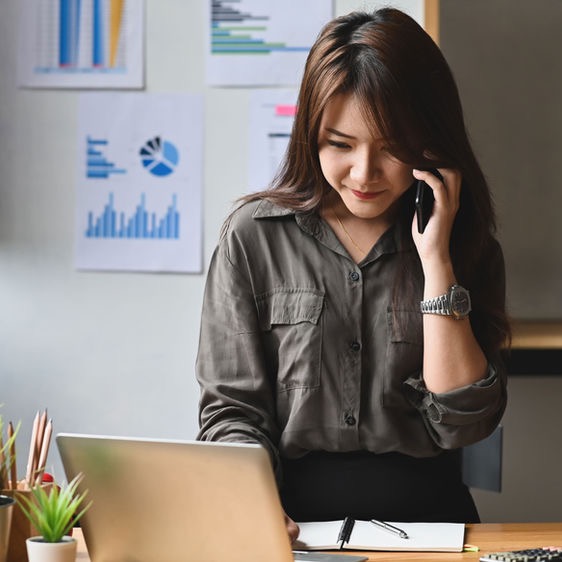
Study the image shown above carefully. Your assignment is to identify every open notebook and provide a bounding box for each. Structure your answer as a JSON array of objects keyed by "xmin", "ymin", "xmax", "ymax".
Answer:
[
  {"xmin": 294, "ymin": 518, "xmax": 465, "ymax": 552},
  {"xmin": 56, "ymin": 434, "xmax": 366, "ymax": 562}
]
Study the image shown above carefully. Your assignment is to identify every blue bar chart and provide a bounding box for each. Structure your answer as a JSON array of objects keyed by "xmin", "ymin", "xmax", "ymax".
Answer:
[
  {"xmin": 85, "ymin": 193, "xmax": 180, "ymax": 240},
  {"xmin": 86, "ymin": 136, "xmax": 126, "ymax": 179}
]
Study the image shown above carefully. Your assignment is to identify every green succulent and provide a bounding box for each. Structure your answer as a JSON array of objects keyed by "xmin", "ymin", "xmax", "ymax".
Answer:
[{"xmin": 16, "ymin": 473, "xmax": 92, "ymax": 543}]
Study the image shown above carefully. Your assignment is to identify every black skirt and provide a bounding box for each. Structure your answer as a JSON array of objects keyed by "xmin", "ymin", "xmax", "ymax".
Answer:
[{"xmin": 280, "ymin": 450, "xmax": 479, "ymax": 523}]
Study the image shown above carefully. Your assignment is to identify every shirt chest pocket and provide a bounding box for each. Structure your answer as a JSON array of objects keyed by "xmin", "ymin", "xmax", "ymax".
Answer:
[{"xmin": 256, "ymin": 288, "xmax": 324, "ymax": 391}]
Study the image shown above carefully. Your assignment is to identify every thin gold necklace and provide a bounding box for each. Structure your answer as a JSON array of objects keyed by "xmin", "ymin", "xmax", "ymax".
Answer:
[{"xmin": 332, "ymin": 209, "xmax": 366, "ymax": 255}]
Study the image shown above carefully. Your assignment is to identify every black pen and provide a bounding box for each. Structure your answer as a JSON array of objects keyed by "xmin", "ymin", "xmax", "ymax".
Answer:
[
  {"xmin": 338, "ymin": 516, "xmax": 355, "ymax": 549},
  {"xmin": 369, "ymin": 519, "xmax": 409, "ymax": 539}
]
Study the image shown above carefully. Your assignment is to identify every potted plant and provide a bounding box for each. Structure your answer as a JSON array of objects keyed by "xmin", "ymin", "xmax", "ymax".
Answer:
[{"xmin": 16, "ymin": 473, "xmax": 91, "ymax": 562}]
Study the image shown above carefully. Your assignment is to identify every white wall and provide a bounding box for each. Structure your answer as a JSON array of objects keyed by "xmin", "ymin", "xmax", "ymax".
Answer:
[{"xmin": 2, "ymin": 0, "xmax": 560, "ymax": 524}]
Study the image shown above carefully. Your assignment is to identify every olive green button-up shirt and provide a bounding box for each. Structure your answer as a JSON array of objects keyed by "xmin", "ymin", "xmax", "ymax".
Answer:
[{"xmin": 196, "ymin": 199, "xmax": 506, "ymax": 471}]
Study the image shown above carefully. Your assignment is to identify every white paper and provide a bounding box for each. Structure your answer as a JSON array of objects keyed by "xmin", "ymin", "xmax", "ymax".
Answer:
[
  {"xmin": 18, "ymin": 0, "xmax": 144, "ymax": 89},
  {"xmin": 248, "ymin": 89, "xmax": 298, "ymax": 192},
  {"xmin": 206, "ymin": 0, "xmax": 333, "ymax": 86},
  {"xmin": 75, "ymin": 93, "xmax": 203, "ymax": 273}
]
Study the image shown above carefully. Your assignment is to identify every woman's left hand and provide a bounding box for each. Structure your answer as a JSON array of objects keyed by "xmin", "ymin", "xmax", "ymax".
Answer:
[{"xmin": 411, "ymin": 167, "xmax": 461, "ymax": 268}]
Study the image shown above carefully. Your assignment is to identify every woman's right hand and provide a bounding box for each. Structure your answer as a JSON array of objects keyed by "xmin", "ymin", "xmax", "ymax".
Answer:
[
  {"xmin": 284, "ymin": 511, "xmax": 300, "ymax": 544},
  {"xmin": 411, "ymin": 167, "xmax": 461, "ymax": 268}
]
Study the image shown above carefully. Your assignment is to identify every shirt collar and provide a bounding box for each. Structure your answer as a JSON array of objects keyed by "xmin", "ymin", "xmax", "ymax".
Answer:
[
  {"xmin": 251, "ymin": 198, "xmax": 414, "ymax": 260},
  {"xmin": 252, "ymin": 199, "xmax": 295, "ymax": 219}
]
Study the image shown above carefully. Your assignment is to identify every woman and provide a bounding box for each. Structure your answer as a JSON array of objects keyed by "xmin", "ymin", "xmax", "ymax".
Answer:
[{"xmin": 196, "ymin": 8, "xmax": 510, "ymax": 538}]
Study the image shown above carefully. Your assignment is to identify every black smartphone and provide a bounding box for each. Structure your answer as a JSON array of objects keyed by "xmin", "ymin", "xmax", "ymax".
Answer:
[
  {"xmin": 414, "ymin": 169, "xmax": 441, "ymax": 234},
  {"xmin": 415, "ymin": 180, "xmax": 434, "ymax": 234}
]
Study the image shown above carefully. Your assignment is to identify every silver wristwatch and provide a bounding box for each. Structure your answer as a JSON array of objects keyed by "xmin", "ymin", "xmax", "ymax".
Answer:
[{"xmin": 420, "ymin": 284, "xmax": 471, "ymax": 319}]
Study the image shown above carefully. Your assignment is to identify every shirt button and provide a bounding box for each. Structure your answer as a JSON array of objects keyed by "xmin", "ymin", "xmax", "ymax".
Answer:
[
  {"xmin": 349, "ymin": 271, "xmax": 360, "ymax": 282},
  {"xmin": 344, "ymin": 412, "xmax": 357, "ymax": 426},
  {"xmin": 350, "ymin": 341, "xmax": 361, "ymax": 352}
]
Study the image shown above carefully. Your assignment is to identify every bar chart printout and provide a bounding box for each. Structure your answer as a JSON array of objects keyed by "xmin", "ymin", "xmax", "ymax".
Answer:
[
  {"xmin": 85, "ymin": 193, "xmax": 180, "ymax": 240},
  {"xmin": 207, "ymin": 0, "xmax": 333, "ymax": 86},
  {"xmin": 18, "ymin": 0, "xmax": 144, "ymax": 88},
  {"xmin": 76, "ymin": 92, "xmax": 203, "ymax": 273}
]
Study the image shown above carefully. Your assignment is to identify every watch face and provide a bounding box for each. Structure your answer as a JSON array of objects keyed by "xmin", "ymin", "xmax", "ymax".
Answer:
[{"xmin": 451, "ymin": 286, "xmax": 471, "ymax": 317}]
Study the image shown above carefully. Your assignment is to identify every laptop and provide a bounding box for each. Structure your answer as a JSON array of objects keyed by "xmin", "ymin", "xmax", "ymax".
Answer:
[{"xmin": 57, "ymin": 433, "xmax": 365, "ymax": 562}]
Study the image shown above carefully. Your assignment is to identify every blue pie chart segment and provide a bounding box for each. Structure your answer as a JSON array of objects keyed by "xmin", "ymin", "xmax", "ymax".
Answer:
[{"xmin": 139, "ymin": 137, "xmax": 179, "ymax": 177}]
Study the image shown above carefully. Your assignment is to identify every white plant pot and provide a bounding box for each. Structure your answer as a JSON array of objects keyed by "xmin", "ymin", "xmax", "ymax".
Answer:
[{"xmin": 26, "ymin": 536, "xmax": 77, "ymax": 562}]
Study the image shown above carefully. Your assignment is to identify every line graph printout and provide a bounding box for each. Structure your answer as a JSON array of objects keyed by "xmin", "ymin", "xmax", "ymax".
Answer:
[
  {"xmin": 207, "ymin": 0, "xmax": 333, "ymax": 86},
  {"xmin": 75, "ymin": 93, "xmax": 203, "ymax": 273},
  {"xmin": 18, "ymin": 0, "xmax": 144, "ymax": 88}
]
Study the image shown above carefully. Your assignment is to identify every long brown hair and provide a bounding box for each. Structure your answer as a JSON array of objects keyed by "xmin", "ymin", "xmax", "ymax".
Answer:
[{"xmin": 239, "ymin": 9, "xmax": 511, "ymax": 354}]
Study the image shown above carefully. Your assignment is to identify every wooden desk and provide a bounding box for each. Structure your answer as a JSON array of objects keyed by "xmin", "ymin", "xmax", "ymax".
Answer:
[{"xmin": 74, "ymin": 522, "xmax": 562, "ymax": 561}]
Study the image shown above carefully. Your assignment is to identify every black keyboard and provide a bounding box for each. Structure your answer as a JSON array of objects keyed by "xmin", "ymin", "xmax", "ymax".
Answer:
[{"xmin": 480, "ymin": 547, "xmax": 562, "ymax": 561}]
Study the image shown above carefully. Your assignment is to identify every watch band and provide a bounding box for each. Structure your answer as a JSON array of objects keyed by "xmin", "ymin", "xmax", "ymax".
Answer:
[
  {"xmin": 420, "ymin": 293, "xmax": 451, "ymax": 316},
  {"xmin": 420, "ymin": 284, "xmax": 471, "ymax": 319}
]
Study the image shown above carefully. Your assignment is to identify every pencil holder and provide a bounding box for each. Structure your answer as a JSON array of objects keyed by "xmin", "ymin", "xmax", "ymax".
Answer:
[{"xmin": 2, "ymin": 485, "xmax": 52, "ymax": 562}]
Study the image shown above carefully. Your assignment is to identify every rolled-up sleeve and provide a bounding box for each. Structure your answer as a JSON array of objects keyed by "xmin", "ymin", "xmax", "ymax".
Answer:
[
  {"xmin": 403, "ymin": 360, "xmax": 507, "ymax": 449},
  {"xmin": 196, "ymin": 235, "xmax": 281, "ymax": 471}
]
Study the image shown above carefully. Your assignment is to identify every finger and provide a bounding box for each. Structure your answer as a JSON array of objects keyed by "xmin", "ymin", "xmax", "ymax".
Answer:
[
  {"xmin": 436, "ymin": 168, "xmax": 462, "ymax": 208},
  {"xmin": 412, "ymin": 168, "xmax": 440, "ymax": 184},
  {"xmin": 285, "ymin": 513, "xmax": 300, "ymax": 543}
]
